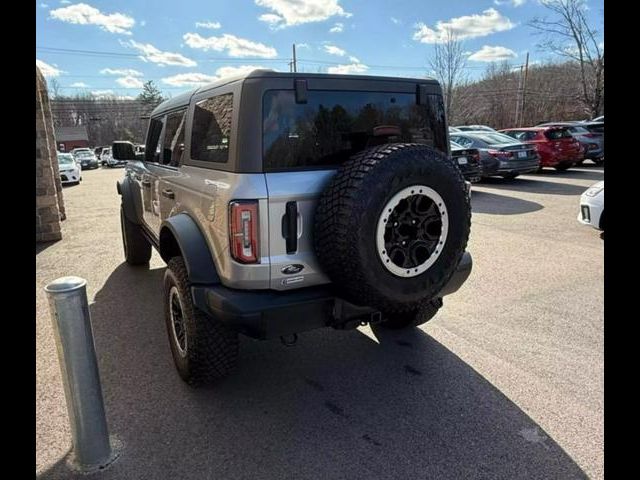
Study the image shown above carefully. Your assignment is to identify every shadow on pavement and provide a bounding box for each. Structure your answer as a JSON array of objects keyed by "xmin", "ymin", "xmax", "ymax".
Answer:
[
  {"xmin": 478, "ymin": 177, "xmax": 588, "ymax": 196},
  {"xmin": 39, "ymin": 263, "xmax": 588, "ymax": 480},
  {"xmin": 36, "ymin": 240, "xmax": 61, "ymax": 255},
  {"xmin": 471, "ymin": 190, "xmax": 543, "ymax": 215}
]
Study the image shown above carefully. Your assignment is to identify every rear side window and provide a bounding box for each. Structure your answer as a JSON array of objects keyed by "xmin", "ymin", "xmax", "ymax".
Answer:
[
  {"xmin": 191, "ymin": 93, "xmax": 233, "ymax": 163},
  {"xmin": 162, "ymin": 109, "xmax": 187, "ymax": 167},
  {"xmin": 145, "ymin": 118, "xmax": 163, "ymax": 163},
  {"xmin": 262, "ymin": 90, "xmax": 447, "ymax": 170},
  {"xmin": 544, "ymin": 128, "xmax": 572, "ymax": 140}
]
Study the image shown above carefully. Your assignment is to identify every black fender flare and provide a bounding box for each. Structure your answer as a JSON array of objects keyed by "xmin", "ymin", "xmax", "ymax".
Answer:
[
  {"xmin": 117, "ymin": 178, "xmax": 142, "ymax": 225},
  {"xmin": 159, "ymin": 214, "xmax": 220, "ymax": 285}
]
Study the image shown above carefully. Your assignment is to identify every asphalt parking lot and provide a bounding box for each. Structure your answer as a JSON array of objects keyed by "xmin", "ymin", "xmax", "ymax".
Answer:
[{"xmin": 36, "ymin": 164, "xmax": 604, "ymax": 479}]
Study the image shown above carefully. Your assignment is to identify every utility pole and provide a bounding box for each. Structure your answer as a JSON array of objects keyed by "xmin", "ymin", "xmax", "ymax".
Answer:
[
  {"xmin": 515, "ymin": 65, "xmax": 523, "ymax": 127},
  {"xmin": 292, "ymin": 44, "xmax": 297, "ymax": 73},
  {"xmin": 520, "ymin": 52, "xmax": 529, "ymax": 127}
]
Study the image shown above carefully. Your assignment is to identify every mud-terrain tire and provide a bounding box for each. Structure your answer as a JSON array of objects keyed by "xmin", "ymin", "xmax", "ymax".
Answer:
[
  {"xmin": 164, "ymin": 257, "xmax": 239, "ymax": 386},
  {"xmin": 380, "ymin": 298, "xmax": 443, "ymax": 329},
  {"xmin": 120, "ymin": 207, "xmax": 151, "ymax": 265},
  {"xmin": 314, "ymin": 143, "xmax": 471, "ymax": 314}
]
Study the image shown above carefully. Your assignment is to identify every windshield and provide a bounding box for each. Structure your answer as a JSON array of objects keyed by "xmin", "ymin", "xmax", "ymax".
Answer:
[
  {"xmin": 473, "ymin": 133, "xmax": 521, "ymax": 145},
  {"xmin": 58, "ymin": 154, "xmax": 74, "ymax": 165},
  {"xmin": 262, "ymin": 90, "xmax": 447, "ymax": 170},
  {"xmin": 450, "ymin": 141, "xmax": 464, "ymax": 150}
]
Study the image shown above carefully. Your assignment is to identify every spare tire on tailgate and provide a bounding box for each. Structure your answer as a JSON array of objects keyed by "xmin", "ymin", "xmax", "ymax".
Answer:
[{"xmin": 314, "ymin": 143, "xmax": 471, "ymax": 314}]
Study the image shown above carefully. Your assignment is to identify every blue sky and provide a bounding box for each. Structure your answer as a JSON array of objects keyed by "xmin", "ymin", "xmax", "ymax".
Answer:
[{"xmin": 36, "ymin": 0, "xmax": 604, "ymax": 98}]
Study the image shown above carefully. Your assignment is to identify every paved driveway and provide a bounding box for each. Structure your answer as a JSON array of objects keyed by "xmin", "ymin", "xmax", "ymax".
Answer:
[{"xmin": 36, "ymin": 166, "xmax": 603, "ymax": 479}]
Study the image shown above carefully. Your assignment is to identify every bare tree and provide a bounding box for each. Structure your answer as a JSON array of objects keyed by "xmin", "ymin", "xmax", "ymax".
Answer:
[
  {"xmin": 428, "ymin": 29, "xmax": 467, "ymax": 118},
  {"xmin": 529, "ymin": 0, "xmax": 604, "ymax": 117},
  {"xmin": 47, "ymin": 78, "xmax": 61, "ymax": 99}
]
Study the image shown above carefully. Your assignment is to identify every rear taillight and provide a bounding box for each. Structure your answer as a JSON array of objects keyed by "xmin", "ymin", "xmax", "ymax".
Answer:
[
  {"xmin": 229, "ymin": 200, "xmax": 259, "ymax": 264},
  {"xmin": 488, "ymin": 150, "xmax": 513, "ymax": 158}
]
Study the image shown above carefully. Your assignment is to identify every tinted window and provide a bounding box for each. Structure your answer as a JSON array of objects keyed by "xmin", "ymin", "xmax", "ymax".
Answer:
[
  {"xmin": 191, "ymin": 93, "xmax": 233, "ymax": 163},
  {"xmin": 145, "ymin": 118, "xmax": 163, "ymax": 163},
  {"xmin": 544, "ymin": 128, "xmax": 572, "ymax": 140},
  {"xmin": 263, "ymin": 90, "xmax": 447, "ymax": 170},
  {"xmin": 452, "ymin": 136, "xmax": 474, "ymax": 148},
  {"xmin": 568, "ymin": 126, "xmax": 589, "ymax": 134},
  {"xmin": 162, "ymin": 109, "xmax": 187, "ymax": 166}
]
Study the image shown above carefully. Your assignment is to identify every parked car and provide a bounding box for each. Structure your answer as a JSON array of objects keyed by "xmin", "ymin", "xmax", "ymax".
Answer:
[
  {"xmin": 113, "ymin": 70, "xmax": 473, "ymax": 386},
  {"xmin": 94, "ymin": 146, "xmax": 106, "ymax": 159},
  {"xmin": 499, "ymin": 126, "xmax": 583, "ymax": 171},
  {"xmin": 450, "ymin": 141, "xmax": 481, "ymax": 182},
  {"xmin": 103, "ymin": 147, "xmax": 127, "ymax": 167},
  {"xmin": 57, "ymin": 152, "xmax": 82, "ymax": 185},
  {"xmin": 75, "ymin": 151, "xmax": 100, "ymax": 169},
  {"xmin": 452, "ymin": 125, "xmax": 496, "ymax": 132},
  {"xmin": 591, "ymin": 115, "xmax": 604, "ymax": 123},
  {"xmin": 449, "ymin": 126, "xmax": 462, "ymax": 133},
  {"xmin": 534, "ymin": 122, "xmax": 603, "ymax": 165},
  {"xmin": 449, "ymin": 131, "xmax": 539, "ymax": 179},
  {"xmin": 578, "ymin": 181, "xmax": 604, "ymax": 231}
]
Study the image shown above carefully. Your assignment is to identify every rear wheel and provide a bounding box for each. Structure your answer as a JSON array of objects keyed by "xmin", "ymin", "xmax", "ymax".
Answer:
[
  {"xmin": 120, "ymin": 207, "xmax": 151, "ymax": 265},
  {"xmin": 164, "ymin": 257, "xmax": 238, "ymax": 386}
]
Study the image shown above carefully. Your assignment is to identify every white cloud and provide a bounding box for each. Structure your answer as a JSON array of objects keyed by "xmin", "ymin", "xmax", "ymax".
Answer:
[
  {"xmin": 297, "ymin": 43, "xmax": 311, "ymax": 49},
  {"xmin": 330, "ymin": 22, "xmax": 344, "ymax": 33},
  {"xmin": 49, "ymin": 3, "xmax": 135, "ymax": 35},
  {"xmin": 390, "ymin": 17, "xmax": 401, "ymax": 25},
  {"xmin": 36, "ymin": 59, "xmax": 63, "ymax": 77},
  {"xmin": 255, "ymin": 0, "xmax": 351, "ymax": 28},
  {"xmin": 348, "ymin": 55, "xmax": 360, "ymax": 62},
  {"xmin": 183, "ymin": 33, "xmax": 277, "ymax": 58},
  {"xmin": 327, "ymin": 63, "xmax": 368, "ymax": 74},
  {"xmin": 468, "ymin": 45, "xmax": 517, "ymax": 62},
  {"xmin": 494, "ymin": 0, "xmax": 526, "ymax": 6},
  {"xmin": 40, "ymin": 3, "xmax": 49, "ymax": 8},
  {"xmin": 161, "ymin": 65, "xmax": 265, "ymax": 87},
  {"xmin": 126, "ymin": 40, "xmax": 197, "ymax": 67},
  {"xmin": 116, "ymin": 76, "xmax": 144, "ymax": 88},
  {"xmin": 162, "ymin": 73, "xmax": 218, "ymax": 87},
  {"xmin": 70, "ymin": 82, "xmax": 89, "ymax": 87},
  {"xmin": 324, "ymin": 44, "xmax": 346, "ymax": 56},
  {"xmin": 140, "ymin": 20, "xmax": 146, "ymax": 27},
  {"xmin": 90, "ymin": 90, "xmax": 134, "ymax": 100},
  {"xmin": 413, "ymin": 8, "xmax": 515, "ymax": 43},
  {"xmin": 100, "ymin": 68, "xmax": 143, "ymax": 77},
  {"xmin": 195, "ymin": 21, "xmax": 221, "ymax": 29},
  {"xmin": 60, "ymin": 1, "xmax": 71, "ymax": 4}
]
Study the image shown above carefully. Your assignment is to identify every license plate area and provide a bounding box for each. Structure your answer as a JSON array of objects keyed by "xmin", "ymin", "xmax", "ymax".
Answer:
[
  {"xmin": 457, "ymin": 157, "xmax": 468, "ymax": 165},
  {"xmin": 517, "ymin": 151, "xmax": 527, "ymax": 158}
]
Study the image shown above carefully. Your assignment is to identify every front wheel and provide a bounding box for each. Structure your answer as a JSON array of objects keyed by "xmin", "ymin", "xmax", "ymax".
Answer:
[{"xmin": 164, "ymin": 257, "xmax": 239, "ymax": 386}]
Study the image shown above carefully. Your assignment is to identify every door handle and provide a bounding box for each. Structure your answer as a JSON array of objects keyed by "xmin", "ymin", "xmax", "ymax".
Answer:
[
  {"xmin": 281, "ymin": 201, "xmax": 298, "ymax": 254},
  {"xmin": 141, "ymin": 180, "xmax": 151, "ymax": 187},
  {"xmin": 162, "ymin": 189, "xmax": 175, "ymax": 199}
]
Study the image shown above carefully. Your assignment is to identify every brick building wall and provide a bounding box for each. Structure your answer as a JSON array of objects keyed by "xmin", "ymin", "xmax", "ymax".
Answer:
[{"xmin": 36, "ymin": 66, "xmax": 65, "ymax": 242}]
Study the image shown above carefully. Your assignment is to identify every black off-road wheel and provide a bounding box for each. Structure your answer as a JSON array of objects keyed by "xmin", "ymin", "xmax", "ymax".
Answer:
[
  {"xmin": 314, "ymin": 143, "xmax": 471, "ymax": 315},
  {"xmin": 164, "ymin": 257, "xmax": 239, "ymax": 386},
  {"xmin": 380, "ymin": 298, "xmax": 443, "ymax": 330},
  {"xmin": 120, "ymin": 207, "xmax": 151, "ymax": 265}
]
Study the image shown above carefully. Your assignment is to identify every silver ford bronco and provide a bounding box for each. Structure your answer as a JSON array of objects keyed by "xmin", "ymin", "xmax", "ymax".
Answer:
[{"xmin": 114, "ymin": 70, "xmax": 472, "ymax": 386}]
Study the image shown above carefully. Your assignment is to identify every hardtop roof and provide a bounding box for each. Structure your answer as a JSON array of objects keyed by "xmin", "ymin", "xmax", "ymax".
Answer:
[{"xmin": 151, "ymin": 69, "xmax": 440, "ymax": 116}]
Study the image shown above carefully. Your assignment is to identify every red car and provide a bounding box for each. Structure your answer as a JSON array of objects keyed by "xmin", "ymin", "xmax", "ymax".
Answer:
[{"xmin": 498, "ymin": 126, "xmax": 584, "ymax": 171}]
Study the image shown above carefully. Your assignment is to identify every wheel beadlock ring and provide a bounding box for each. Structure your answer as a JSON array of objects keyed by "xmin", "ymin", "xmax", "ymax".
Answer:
[
  {"xmin": 169, "ymin": 286, "xmax": 188, "ymax": 357},
  {"xmin": 376, "ymin": 185, "xmax": 449, "ymax": 278}
]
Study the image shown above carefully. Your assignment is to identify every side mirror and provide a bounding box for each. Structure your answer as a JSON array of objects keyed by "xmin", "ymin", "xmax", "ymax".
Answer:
[{"xmin": 112, "ymin": 141, "xmax": 136, "ymax": 161}]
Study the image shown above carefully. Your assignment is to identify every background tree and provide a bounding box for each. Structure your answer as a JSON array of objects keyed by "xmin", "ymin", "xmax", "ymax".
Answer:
[
  {"xmin": 428, "ymin": 29, "xmax": 468, "ymax": 118},
  {"xmin": 529, "ymin": 0, "xmax": 604, "ymax": 117},
  {"xmin": 137, "ymin": 80, "xmax": 164, "ymax": 110}
]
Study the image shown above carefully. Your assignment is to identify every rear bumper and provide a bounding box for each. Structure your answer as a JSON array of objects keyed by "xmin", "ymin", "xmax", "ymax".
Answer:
[
  {"xmin": 192, "ymin": 252, "xmax": 473, "ymax": 340},
  {"xmin": 494, "ymin": 160, "xmax": 540, "ymax": 175}
]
